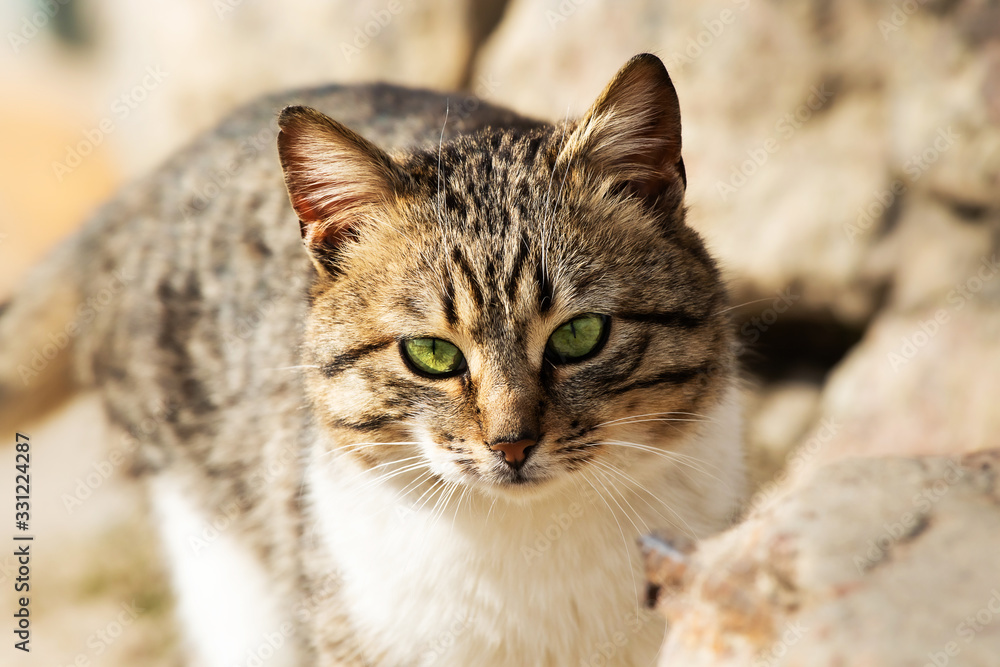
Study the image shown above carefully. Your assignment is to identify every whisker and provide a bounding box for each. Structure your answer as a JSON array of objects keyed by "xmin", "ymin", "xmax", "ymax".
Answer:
[
  {"xmin": 410, "ymin": 476, "xmax": 448, "ymax": 516},
  {"xmin": 436, "ymin": 100, "xmax": 450, "ymax": 227},
  {"xmin": 389, "ymin": 468, "xmax": 436, "ymax": 506},
  {"xmin": 338, "ymin": 441, "xmax": 421, "ymax": 451},
  {"xmin": 590, "ymin": 459, "xmax": 696, "ymax": 539},
  {"xmin": 540, "ymin": 109, "xmax": 571, "ymax": 287},
  {"xmin": 319, "ymin": 445, "xmax": 421, "ymax": 476},
  {"xmin": 593, "ymin": 411, "xmax": 717, "ymax": 429},
  {"xmin": 407, "ymin": 480, "xmax": 451, "ymax": 567},
  {"xmin": 713, "ymin": 296, "xmax": 780, "ymax": 315},
  {"xmin": 589, "ymin": 466, "xmax": 645, "ymax": 536},
  {"xmin": 598, "ymin": 440, "xmax": 728, "ymax": 485},
  {"xmin": 450, "ymin": 485, "xmax": 470, "ymax": 534},
  {"xmin": 581, "ymin": 471, "xmax": 640, "ymax": 619},
  {"xmin": 485, "ymin": 493, "xmax": 500, "ymax": 523},
  {"xmin": 430, "ymin": 481, "xmax": 461, "ymax": 535},
  {"xmin": 599, "ymin": 417, "xmax": 709, "ymax": 430},
  {"xmin": 352, "ymin": 461, "xmax": 431, "ymax": 494}
]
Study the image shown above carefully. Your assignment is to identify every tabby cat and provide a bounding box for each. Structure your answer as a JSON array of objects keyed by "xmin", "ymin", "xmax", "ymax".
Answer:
[{"xmin": 0, "ymin": 54, "xmax": 745, "ymax": 666}]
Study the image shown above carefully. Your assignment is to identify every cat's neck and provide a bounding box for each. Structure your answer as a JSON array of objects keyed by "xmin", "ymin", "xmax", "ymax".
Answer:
[{"xmin": 304, "ymin": 386, "xmax": 744, "ymax": 667}]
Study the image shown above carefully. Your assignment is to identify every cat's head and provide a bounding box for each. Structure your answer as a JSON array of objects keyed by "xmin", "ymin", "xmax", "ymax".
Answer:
[{"xmin": 278, "ymin": 54, "xmax": 737, "ymax": 504}]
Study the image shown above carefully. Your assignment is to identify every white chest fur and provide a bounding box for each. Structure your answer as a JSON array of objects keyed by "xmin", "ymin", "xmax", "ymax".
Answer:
[{"xmin": 307, "ymin": 390, "xmax": 744, "ymax": 667}]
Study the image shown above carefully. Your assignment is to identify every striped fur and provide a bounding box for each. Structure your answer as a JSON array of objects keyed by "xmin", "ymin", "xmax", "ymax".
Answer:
[{"xmin": 0, "ymin": 54, "xmax": 744, "ymax": 665}]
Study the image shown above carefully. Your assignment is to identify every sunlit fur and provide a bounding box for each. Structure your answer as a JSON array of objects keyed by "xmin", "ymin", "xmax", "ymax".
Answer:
[
  {"xmin": 304, "ymin": 137, "xmax": 735, "ymax": 496},
  {"xmin": 285, "ymin": 56, "xmax": 746, "ymax": 666},
  {"xmin": 294, "ymin": 81, "xmax": 736, "ymax": 505},
  {"xmin": 0, "ymin": 52, "xmax": 746, "ymax": 666}
]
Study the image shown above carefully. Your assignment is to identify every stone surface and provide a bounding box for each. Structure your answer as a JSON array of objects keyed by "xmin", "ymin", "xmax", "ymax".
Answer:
[
  {"xmin": 477, "ymin": 0, "xmax": 1000, "ymax": 327},
  {"xmin": 649, "ymin": 451, "xmax": 1000, "ymax": 667},
  {"xmin": 744, "ymin": 382, "xmax": 822, "ymax": 488},
  {"xmin": 807, "ymin": 302, "xmax": 1000, "ymax": 466}
]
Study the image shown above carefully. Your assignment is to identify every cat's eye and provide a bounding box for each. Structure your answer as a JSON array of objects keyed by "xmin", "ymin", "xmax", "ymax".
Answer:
[
  {"xmin": 402, "ymin": 338, "xmax": 467, "ymax": 377},
  {"xmin": 545, "ymin": 314, "xmax": 609, "ymax": 364}
]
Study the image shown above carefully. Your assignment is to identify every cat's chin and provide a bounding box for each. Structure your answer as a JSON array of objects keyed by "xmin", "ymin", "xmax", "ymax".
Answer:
[{"xmin": 452, "ymin": 468, "xmax": 582, "ymax": 506}]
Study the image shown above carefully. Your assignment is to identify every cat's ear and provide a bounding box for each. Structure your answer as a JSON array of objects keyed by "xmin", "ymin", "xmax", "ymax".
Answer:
[
  {"xmin": 277, "ymin": 106, "xmax": 402, "ymax": 272},
  {"xmin": 560, "ymin": 53, "xmax": 686, "ymax": 213}
]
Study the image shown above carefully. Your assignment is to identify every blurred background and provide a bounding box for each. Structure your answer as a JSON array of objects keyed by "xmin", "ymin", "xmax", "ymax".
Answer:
[{"xmin": 0, "ymin": 0, "xmax": 998, "ymax": 664}]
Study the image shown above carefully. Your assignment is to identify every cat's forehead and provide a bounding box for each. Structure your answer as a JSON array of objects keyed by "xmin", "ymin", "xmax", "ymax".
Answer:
[
  {"xmin": 339, "ymin": 128, "xmax": 712, "ymax": 341},
  {"xmin": 403, "ymin": 128, "xmax": 561, "ymax": 234}
]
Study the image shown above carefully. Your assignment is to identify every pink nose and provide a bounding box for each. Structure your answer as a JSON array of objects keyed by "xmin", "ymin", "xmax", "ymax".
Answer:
[{"xmin": 489, "ymin": 439, "xmax": 536, "ymax": 464}]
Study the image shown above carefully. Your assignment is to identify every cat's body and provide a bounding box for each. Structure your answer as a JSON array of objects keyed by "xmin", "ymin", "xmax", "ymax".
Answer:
[{"xmin": 0, "ymin": 56, "xmax": 745, "ymax": 666}]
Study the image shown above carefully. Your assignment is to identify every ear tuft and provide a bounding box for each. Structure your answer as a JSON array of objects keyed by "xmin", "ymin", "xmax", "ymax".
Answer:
[
  {"xmin": 561, "ymin": 54, "xmax": 686, "ymax": 212},
  {"xmin": 277, "ymin": 106, "xmax": 401, "ymax": 268}
]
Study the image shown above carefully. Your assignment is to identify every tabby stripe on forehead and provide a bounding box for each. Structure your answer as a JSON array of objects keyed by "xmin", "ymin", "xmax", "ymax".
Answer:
[
  {"xmin": 617, "ymin": 310, "xmax": 706, "ymax": 329},
  {"xmin": 504, "ymin": 233, "xmax": 531, "ymax": 302},
  {"xmin": 320, "ymin": 339, "xmax": 394, "ymax": 378},
  {"xmin": 451, "ymin": 247, "xmax": 485, "ymax": 308}
]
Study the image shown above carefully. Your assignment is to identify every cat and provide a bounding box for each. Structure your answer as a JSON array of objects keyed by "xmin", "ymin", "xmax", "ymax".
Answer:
[{"xmin": 0, "ymin": 54, "xmax": 745, "ymax": 666}]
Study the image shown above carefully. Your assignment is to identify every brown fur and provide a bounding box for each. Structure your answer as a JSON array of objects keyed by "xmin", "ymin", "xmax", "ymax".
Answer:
[{"xmin": 0, "ymin": 55, "xmax": 743, "ymax": 665}]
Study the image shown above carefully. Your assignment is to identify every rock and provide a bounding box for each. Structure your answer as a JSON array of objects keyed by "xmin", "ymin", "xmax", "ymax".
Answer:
[
  {"xmin": 800, "ymin": 302, "xmax": 1000, "ymax": 470},
  {"xmin": 647, "ymin": 451, "xmax": 1000, "ymax": 667},
  {"xmin": 476, "ymin": 0, "xmax": 1000, "ymax": 327},
  {"xmin": 27, "ymin": 0, "xmax": 486, "ymax": 176},
  {"xmin": 744, "ymin": 382, "xmax": 822, "ymax": 489}
]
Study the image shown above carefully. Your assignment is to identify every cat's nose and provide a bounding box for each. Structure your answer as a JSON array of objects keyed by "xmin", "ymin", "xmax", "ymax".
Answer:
[{"xmin": 489, "ymin": 438, "xmax": 537, "ymax": 467}]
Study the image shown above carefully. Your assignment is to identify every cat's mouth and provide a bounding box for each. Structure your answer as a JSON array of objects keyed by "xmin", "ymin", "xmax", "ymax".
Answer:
[
  {"xmin": 493, "ymin": 465, "xmax": 537, "ymax": 486},
  {"xmin": 472, "ymin": 457, "xmax": 565, "ymax": 497}
]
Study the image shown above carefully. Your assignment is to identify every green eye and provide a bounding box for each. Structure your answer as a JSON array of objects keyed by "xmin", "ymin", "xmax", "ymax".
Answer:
[
  {"xmin": 402, "ymin": 338, "xmax": 467, "ymax": 377},
  {"xmin": 546, "ymin": 314, "xmax": 609, "ymax": 364}
]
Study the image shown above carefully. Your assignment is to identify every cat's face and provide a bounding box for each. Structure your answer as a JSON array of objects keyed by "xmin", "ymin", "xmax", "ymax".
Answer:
[{"xmin": 279, "ymin": 55, "xmax": 733, "ymax": 500}]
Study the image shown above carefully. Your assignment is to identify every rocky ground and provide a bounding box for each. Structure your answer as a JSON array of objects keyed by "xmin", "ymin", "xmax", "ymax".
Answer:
[
  {"xmin": 646, "ymin": 450, "xmax": 1000, "ymax": 666},
  {"xmin": 1, "ymin": 0, "xmax": 998, "ymax": 665}
]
